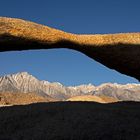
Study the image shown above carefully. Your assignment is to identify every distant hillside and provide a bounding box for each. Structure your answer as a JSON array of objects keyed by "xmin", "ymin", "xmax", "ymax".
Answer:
[
  {"xmin": 0, "ymin": 72, "xmax": 140, "ymax": 102},
  {"xmin": 0, "ymin": 92, "xmax": 56, "ymax": 105},
  {"xmin": 67, "ymin": 95, "xmax": 118, "ymax": 103}
]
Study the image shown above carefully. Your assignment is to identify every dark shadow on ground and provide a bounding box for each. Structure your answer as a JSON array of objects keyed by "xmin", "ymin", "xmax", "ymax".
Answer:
[{"xmin": 0, "ymin": 101, "xmax": 140, "ymax": 140}]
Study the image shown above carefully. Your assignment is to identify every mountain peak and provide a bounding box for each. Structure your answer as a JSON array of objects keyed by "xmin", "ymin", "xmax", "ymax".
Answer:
[
  {"xmin": 15, "ymin": 71, "xmax": 32, "ymax": 76},
  {"xmin": 3, "ymin": 71, "xmax": 31, "ymax": 78},
  {"xmin": 0, "ymin": 72, "xmax": 140, "ymax": 101},
  {"xmin": 18, "ymin": 72, "xmax": 30, "ymax": 75}
]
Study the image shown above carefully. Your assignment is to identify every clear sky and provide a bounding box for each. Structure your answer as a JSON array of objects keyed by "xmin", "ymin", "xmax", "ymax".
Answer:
[{"xmin": 0, "ymin": 0, "xmax": 140, "ymax": 86}]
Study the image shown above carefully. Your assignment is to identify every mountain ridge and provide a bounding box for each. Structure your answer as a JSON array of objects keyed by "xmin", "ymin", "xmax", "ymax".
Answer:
[{"xmin": 0, "ymin": 72, "xmax": 140, "ymax": 101}]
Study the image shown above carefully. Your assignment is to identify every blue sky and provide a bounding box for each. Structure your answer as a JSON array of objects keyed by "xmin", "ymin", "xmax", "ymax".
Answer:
[{"xmin": 0, "ymin": 0, "xmax": 140, "ymax": 86}]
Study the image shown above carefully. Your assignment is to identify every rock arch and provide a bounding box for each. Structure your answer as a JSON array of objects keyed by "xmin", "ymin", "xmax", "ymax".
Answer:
[{"xmin": 0, "ymin": 17, "xmax": 140, "ymax": 80}]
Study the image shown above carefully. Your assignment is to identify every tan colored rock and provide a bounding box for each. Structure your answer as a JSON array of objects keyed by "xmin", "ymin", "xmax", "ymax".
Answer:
[{"xmin": 0, "ymin": 17, "xmax": 140, "ymax": 80}]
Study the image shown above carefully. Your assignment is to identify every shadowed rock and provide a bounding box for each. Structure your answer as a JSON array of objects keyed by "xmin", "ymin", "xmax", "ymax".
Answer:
[
  {"xmin": 0, "ymin": 17, "xmax": 140, "ymax": 80},
  {"xmin": 1, "ymin": 101, "xmax": 140, "ymax": 139}
]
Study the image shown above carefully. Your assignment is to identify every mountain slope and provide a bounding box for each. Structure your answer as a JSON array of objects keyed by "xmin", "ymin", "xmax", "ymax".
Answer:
[
  {"xmin": 0, "ymin": 72, "xmax": 140, "ymax": 101},
  {"xmin": 67, "ymin": 95, "xmax": 118, "ymax": 103},
  {"xmin": 0, "ymin": 72, "xmax": 48, "ymax": 97},
  {"xmin": 93, "ymin": 83, "xmax": 140, "ymax": 101},
  {"xmin": 0, "ymin": 92, "xmax": 56, "ymax": 105},
  {"xmin": 0, "ymin": 72, "xmax": 95, "ymax": 100}
]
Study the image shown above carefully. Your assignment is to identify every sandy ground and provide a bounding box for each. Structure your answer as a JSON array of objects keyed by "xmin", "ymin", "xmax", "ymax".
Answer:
[{"xmin": 0, "ymin": 101, "xmax": 140, "ymax": 140}]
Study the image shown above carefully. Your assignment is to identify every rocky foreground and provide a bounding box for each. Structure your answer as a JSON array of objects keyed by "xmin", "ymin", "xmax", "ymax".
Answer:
[{"xmin": 0, "ymin": 101, "xmax": 140, "ymax": 140}]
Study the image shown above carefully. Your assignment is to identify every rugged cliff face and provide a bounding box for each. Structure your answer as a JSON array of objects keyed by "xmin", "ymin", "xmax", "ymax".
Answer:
[
  {"xmin": 0, "ymin": 17, "xmax": 140, "ymax": 80},
  {"xmin": 0, "ymin": 72, "xmax": 48, "ymax": 97},
  {"xmin": 0, "ymin": 72, "xmax": 95, "ymax": 100},
  {"xmin": 0, "ymin": 72, "xmax": 140, "ymax": 101}
]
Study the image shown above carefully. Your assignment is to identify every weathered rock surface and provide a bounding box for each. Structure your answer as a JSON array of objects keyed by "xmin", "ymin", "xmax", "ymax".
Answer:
[
  {"xmin": 0, "ymin": 17, "xmax": 140, "ymax": 80},
  {"xmin": 0, "ymin": 72, "xmax": 140, "ymax": 101}
]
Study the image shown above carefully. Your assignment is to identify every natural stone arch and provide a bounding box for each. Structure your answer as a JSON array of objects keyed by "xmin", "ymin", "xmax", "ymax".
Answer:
[{"xmin": 0, "ymin": 17, "xmax": 140, "ymax": 80}]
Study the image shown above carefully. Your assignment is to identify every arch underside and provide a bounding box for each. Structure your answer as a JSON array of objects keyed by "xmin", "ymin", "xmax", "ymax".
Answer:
[{"xmin": 0, "ymin": 17, "xmax": 140, "ymax": 81}]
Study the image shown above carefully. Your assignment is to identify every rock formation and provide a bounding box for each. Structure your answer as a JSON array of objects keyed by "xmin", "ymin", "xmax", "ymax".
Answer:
[{"xmin": 0, "ymin": 17, "xmax": 140, "ymax": 80}]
